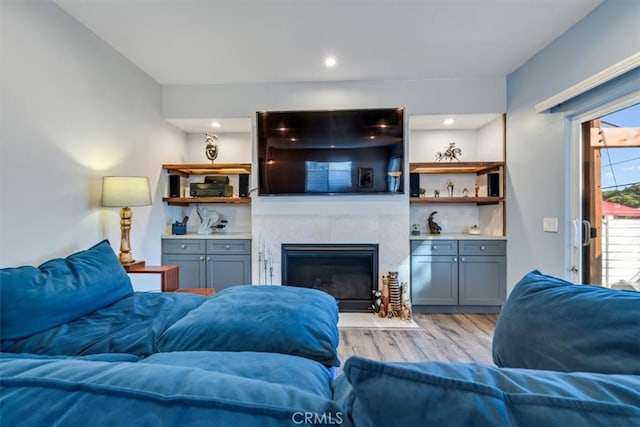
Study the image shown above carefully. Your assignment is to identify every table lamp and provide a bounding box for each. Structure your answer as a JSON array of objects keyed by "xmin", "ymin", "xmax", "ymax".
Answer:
[{"xmin": 102, "ymin": 176, "xmax": 152, "ymax": 264}]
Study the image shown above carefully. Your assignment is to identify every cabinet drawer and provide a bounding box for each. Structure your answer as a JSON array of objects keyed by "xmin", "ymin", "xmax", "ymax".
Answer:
[
  {"xmin": 206, "ymin": 239, "xmax": 251, "ymax": 254},
  {"xmin": 411, "ymin": 240, "xmax": 457, "ymax": 256},
  {"xmin": 162, "ymin": 239, "xmax": 206, "ymax": 254},
  {"xmin": 459, "ymin": 240, "xmax": 506, "ymax": 256}
]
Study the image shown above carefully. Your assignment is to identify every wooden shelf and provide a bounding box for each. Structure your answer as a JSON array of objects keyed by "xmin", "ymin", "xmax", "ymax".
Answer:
[
  {"xmin": 162, "ymin": 197, "xmax": 251, "ymax": 206},
  {"xmin": 163, "ymin": 163, "xmax": 251, "ymax": 177},
  {"xmin": 162, "ymin": 163, "xmax": 252, "ymax": 205},
  {"xmin": 410, "ymin": 196, "xmax": 504, "ymax": 205},
  {"xmin": 409, "ymin": 161, "xmax": 504, "ymax": 175}
]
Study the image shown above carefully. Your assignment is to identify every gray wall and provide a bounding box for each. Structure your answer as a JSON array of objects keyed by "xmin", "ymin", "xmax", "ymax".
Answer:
[
  {"xmin": 505, "ymin": 0, "xmax": 640, "ymax": 288},
  {"xmin": 0, "ymin": 1, "xmax": 186, "ymax": 266}
]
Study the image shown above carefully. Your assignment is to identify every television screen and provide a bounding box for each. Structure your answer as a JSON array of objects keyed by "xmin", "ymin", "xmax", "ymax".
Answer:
[{"xmin": 257, "ymin": 108, "xmax": 404, "ymax": 195}]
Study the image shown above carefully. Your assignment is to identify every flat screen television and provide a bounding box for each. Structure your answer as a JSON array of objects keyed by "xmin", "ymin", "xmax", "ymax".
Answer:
[{"xmin": 257, "ymin": 108, "xmax": 404, "ymax": 195}]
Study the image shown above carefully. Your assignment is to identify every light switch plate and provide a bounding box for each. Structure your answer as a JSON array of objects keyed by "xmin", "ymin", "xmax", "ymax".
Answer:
[{"xmin": 543, "ymin": 217, "xmax": 559, "ymax": 233}]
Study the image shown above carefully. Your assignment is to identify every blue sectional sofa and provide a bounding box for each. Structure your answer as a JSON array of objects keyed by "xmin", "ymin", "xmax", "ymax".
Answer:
[{"xmin": 1, "ymin": 242, "xmax": 639, "ymax": 426}]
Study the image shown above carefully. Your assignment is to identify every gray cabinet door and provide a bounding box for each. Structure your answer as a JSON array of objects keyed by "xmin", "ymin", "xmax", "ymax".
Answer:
[
  {"xmin": 207, "ymin": 254, "xmax": 251, "ymax": 291},
  {"xmin": 411, "ymin": 255, "xmax": 458, "ymax": 305},
  {"xmin": 458, "ymin": 255, "xmax": 506, "ymax": 305},
  {"xmin": 162, "ymin": 253, "xmax": 206, "ymax": 288}
]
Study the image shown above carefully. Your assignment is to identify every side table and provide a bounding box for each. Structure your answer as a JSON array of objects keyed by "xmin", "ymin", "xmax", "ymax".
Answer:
[
  {"xmin": 123, "ymin": 262, "xmax": 180, "ymax": 292},
  {"xmin": 174, "ymin": 288, "xmax": 216, "ymax": 296}
]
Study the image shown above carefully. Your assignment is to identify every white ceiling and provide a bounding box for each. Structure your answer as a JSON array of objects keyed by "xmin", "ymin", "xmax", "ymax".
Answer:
[{"xmin": 53, "ymin": 0, "xmax": 603, "ymax": 133}]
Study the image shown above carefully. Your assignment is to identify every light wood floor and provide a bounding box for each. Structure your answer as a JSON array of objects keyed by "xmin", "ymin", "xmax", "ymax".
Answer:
[{"xmin": 337, "ymin": 313, "xmax": 497, "ymax": 368}]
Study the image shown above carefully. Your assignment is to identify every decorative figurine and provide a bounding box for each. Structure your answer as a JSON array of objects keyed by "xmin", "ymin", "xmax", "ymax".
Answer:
[
  {"xmin": 388, "ymin": 272, "xmax": 401, "ymax": 318},
  {"xmin": 380, "ymin": 275, "xmax": 390, "ymax": 318},
  {"xmin": 434, "ymin": 189, "xmax": 440, "ymax": 198},
  {"xmin": 370, "ymin": 289, "xmax": 382, "ymax": 314},
  {"xmin": 435, "ymin": 142, "xmax": 462, "ymax": 162},
  {"xmin": 428, "ymin": 211, "xmax": 442, "ymax": 234},
  {"xmin": 419, "ymin": 187, "xmax": 426, "ymax": 198},
  {"xmin": 475, "ymin": 182, "xmax": 480, "ymax": 197},
  {"xmin": 411, "ymin": 224, "xmax": 421, "ymax": 236},
  {"xmin": 462, "ymin": 187, "xmax": 469, "ymax": 197},
  {"xmin": 400, "ymin": 283, "xmax": 413, "ymax": 321},
  {"xmin": 205, "ymin": 133, "xmax": 219, "ymax": 163}
]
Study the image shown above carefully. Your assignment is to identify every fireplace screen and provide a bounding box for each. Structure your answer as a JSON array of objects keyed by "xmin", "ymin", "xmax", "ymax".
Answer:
[{"xmin": 281, "ymin": 244, "xmax": 378, "ymax": 312}]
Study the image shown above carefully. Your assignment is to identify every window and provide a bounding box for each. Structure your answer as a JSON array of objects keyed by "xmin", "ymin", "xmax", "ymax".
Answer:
[{"xmin": 305, "ymin": 161, "xmax": 352, "ymax": 192}]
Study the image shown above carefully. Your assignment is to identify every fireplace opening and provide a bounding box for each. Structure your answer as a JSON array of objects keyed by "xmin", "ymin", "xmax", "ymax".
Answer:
[{"xmin": 282, "ymin": 243, "xmax": 378, "ymax": 312}]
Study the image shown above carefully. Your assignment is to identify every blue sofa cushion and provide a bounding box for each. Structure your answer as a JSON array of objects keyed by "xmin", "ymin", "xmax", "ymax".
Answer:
[
  {"xmin": 0, "ymin": 240, "xmax": 133, "ymax": 341},
  {"xmin": 341, "ymin": 356, "xmax": 640, "ymax": 427},
  {"xmin": 0, "ymin": 356, "xmax": 349, "ymax": 427},
  {"xmin": 141, "ymin": 351, "xmax": 335, "ymax": 399},
  {"xmin": 493, "ymin": 270, "xmax": 640, "ymax": 374},
  {"xmin": 157, "ymin": 285, "xmax": 340, "ymax": 366},
  {"xmin": 2, "ymin": 292, "xmax": 206, "ymax": 357}
]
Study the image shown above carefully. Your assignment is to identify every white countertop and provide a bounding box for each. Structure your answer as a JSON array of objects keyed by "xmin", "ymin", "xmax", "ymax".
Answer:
[
  {"xmin": 409, "ymin": 233, "xmax": 506, "ymax": 240},
  {"xmin": 162, "ymin": 232, "xmax": 252, "ymax": 240}
]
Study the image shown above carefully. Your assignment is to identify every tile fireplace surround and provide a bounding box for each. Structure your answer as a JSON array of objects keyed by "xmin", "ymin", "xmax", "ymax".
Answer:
[{"xmin": 251, "ymin": 213, "xmax": 410, "ymax": 290}]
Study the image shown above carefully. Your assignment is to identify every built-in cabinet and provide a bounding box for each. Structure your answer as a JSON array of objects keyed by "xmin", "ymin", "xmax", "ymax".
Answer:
[
  {"xmin": 161, "ymin": 238, "xmax": 251, "ymax": 292},
  {"xmin": 410, "ymin": 239, "xmax": 506, "ymax": 308},
  {"xmin": 408, "ymin": 114, "xmax": 506, "ymax": 236}
]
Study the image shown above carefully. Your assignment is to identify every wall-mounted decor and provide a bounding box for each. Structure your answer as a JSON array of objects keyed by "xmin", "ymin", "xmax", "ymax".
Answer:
[
  {"xmin": 205, "ymin": 133, "xmax": 218, "ymax": 163},
  {"xmin": 358, "ymin": 167, "xmax": 373, "ymax": 187}
]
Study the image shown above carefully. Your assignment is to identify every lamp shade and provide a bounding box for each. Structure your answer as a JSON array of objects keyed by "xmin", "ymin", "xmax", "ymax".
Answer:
[{"xmin": 102, "ymin": 176, "xmax": 152, "ymax": 207}]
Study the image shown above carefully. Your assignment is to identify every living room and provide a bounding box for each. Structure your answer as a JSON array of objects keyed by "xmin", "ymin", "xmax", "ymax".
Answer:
[
  {"xmin": 2, "ymin": 1, "xmax": 639, "ymax": 425},
  {"xmin": 2, "ymin": 0, "xmax": 638, "ymax": 295}
]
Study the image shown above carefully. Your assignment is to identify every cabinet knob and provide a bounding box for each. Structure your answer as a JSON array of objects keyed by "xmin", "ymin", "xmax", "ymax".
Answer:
[
  {"xmin": 199, "ymin": 256, "xmax": 204, "ymax": 261},
  {"xmin": 206, "ymin": 256, "xmax": 211, "ymax": 261},
  {"xmin": 181, "ymin": 244, "xmax": 186, "ymax": 249},
  {"xmin": 225, "ymin": 245, "xmax": 231, "ymax": 250},
  {"xmin": 480, "ymin": 246, "xmax": 486, "ymax": 251},
  {"xmin": 461, "ymin": 257, "xmax": 466, "ymax": 262},
  {"xmin": 453, "ymin": 257, "xmax": 457, "ymax": 262},
  {"xmin": 432, "ymin": 245, "xmax": 438, "ymax": 251}
]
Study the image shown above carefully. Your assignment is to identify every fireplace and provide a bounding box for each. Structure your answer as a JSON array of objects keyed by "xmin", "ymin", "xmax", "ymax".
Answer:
[{"xmin": 281, "ymin": 243, "xmax": 378, "ymax": 312}]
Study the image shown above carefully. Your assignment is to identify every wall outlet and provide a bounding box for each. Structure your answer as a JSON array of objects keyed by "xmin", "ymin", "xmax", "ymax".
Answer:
[{"xmin": 543, "ymin": 217, "xmax": 559, "ymax": 233}]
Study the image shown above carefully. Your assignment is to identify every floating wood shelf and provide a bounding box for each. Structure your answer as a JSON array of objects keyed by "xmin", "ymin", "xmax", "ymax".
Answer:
[
  {"xmin": 163, "ymin": 163, "xmax": 252, "ymax": 177},
  {"xmin": 409, "ymin": 161, "xmax": 504, "ymax": 175},
  {"xmin": 162, "ymin": 197, "xmax": 251, "ymax": 206},
  {"xmin": 410, "ymin": 196, "xmax": 504, "ymax": 205}
]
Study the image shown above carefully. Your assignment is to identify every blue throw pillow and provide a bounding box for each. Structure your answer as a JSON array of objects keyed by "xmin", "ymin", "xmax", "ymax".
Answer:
[
  {"xmin": 0, "ymin": 357, "xmax": 348, "ymax": 427},
  {"xmin": 158, "ymin": 285, "xmax": 340, "ymax": 366},
  {"xmin": 493, "ymin": 270, "xmax": 640, "ymax": 374},
  {"xmin": 342, "ymin": 356, "xmax": 640, "ymax": 427},
  {"xmin": 0, "ymin": 240, "xmax": 133, "ymax": 341}
]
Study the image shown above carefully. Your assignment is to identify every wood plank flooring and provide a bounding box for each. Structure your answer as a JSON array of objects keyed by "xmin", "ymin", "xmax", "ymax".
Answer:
[{"xmin": 337, "ymin": 313, "xmax": 497, "ymax": 368}]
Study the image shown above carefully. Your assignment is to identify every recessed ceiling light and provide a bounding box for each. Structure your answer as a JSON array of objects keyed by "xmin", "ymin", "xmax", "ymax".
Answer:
[
  {"xmin": 444, "ymin": 118, "xmax": 455, "ymax": 126},
  {"xmin": 211, "ymin": 121, "xmax": 221, "ymax": 128},
  {"xmin": 324, "ymin": 56, "xmax": 337, "ymax": 67}
]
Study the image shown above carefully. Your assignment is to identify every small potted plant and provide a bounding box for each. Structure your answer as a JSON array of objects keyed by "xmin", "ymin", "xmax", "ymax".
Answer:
[{"xmin": 419, "ymin": 187, "xmax": 426, "ymax": 198}]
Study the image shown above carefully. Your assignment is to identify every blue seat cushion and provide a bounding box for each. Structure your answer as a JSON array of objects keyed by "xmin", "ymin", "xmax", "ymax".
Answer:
[
  {"xmin": 493, "ymin": 270, "xmax": 640, "ymax": 374},
  {"xmin": 141, "ymin": 351, "xmax": 335, "ymax": 399},
  {"xmin": 0, "ymin": 356, "xmax": 348, "ymax": 427},
  {"xmin": 157, "ymin": 285, "xmax": 340, "ymax": 366},
  {"xmin": 341, "ymin": 356, "xmax": 640, "ymax": 427},
  {"xmin": 0, "ymin": 240, "xmax": 133, "ymax": 341}
]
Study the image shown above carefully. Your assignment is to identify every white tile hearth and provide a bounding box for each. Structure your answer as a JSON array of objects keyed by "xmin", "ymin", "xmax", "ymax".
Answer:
[{"xmin": 338, "ymin": 313, "xmax": 419, "ymax": 329}]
